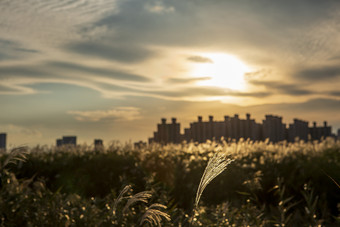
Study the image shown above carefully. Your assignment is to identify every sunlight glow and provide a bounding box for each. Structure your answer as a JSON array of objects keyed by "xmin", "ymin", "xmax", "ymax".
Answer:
[{"xmin": 191, "ymin": 53, "xmax": 250, "ymax": 90}]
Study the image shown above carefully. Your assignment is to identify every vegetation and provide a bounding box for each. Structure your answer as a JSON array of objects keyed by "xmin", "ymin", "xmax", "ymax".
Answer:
[{"xmin": 1, "ymin": 138, "xmax": 340, "ymax": 226}]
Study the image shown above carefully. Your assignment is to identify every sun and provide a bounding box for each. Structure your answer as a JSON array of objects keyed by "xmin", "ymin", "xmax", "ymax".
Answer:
[{"xmin": 191, "ymin": 53, "xmax": 250, "ymax": 90}]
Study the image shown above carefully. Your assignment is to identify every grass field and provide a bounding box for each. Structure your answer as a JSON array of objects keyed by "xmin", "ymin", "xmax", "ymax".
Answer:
[{"xmin": 1, "ymin": 138, "xmax": 340, "ymax": 226}]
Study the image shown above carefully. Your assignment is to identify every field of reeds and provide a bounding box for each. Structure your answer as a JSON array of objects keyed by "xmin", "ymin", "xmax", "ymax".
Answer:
[{"xmin": 1, "ymin": 138, "xmax": 340, "ymax": 226}]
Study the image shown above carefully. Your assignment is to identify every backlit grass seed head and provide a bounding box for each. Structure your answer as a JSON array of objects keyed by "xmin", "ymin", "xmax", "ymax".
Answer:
[
  {"xmin": 0, "ymin": 146, "xmax": 28, "ymax": 172},
  {"xmin": 113, "ymin": 185, "xmax": 132, "ymax": 213},
  {"xmin": 123, "ymin": 190, "xmax": 152, "ymax": 213},
  {"xmin": 140, "ymin": 203, "xmax": 171, "ymax": 227},
  {"xmin": 195, "ymin": 152, "xmax": 234, "ymax": 208}
]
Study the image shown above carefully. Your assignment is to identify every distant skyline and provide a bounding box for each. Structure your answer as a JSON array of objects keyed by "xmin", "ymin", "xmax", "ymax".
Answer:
[{"xmin": 1, "ymin": 0, "xmax": 340, "ymax": 146}]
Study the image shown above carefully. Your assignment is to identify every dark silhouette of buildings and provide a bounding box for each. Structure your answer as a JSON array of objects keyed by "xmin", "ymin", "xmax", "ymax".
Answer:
[
  {"xmin": 149, "ymin": 114, "xmax": 336, "ymax": 144},
  {"xmin": 134, "ymin": 140, "xmax": 147, "ymax": 149},
  {"xmin": 183, "ymin": 114, "xmax": 262, "ymax": 143},
  {"xmin": 148, "ymin": 118, "xmax": 181, "ymax": 144},
  {"xmin": 94, "ymin": 139, "xmax": 103, "ymax": 150},
  {"xmin": 56, "ymin": 136, "xmax": 77, "ymax": 147},
  {"xmin": 309, "ymin": 121, "xmax": 332, "ymax": 141},
  {"xmin": 94, "ymin": 139, "xmax": 103, "ymax": 146},
  {"xmin": 288, "ymin": 119, "xmax": 309, "ymax": 142},
  {"xmin": 0, "ymin": 133, "xmax": 6, "ymax": 150},
  {"xmin": 56, "ymin": 138, "xmax": 63, "ymax": 147},
  {"xmin": 262, "ymin": 115, "xmax": 286, "ymax": 142}
]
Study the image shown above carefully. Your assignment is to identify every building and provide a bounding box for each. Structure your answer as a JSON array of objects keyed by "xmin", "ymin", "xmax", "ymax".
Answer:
[
  {"xmin": 56, "ymin": 136, "xmax": 77, "ymax": 147},
  {"xmin": 56, "ymin": 138, "xmax": 63, "ymax": 147},
  {"xmin": 94, "ymin": 139, "xmax": 103, "ymax": 146},
  {"xmin": 63, "ymin": 136, "xmax": 77, "ymax": 146},
  {"xmin": 183, "ymin": 113, "xmax": 262, "ymax": 143},
  {"xmin": 262, "ymin": 115, "xmax": 286, "ymax": 142},
  {"xmin": 185, "ymin": 116, "xmax": 206, "ymax": 143},
  {"xmin": 0, "ymin": 133, "xmax": 6, "ymax": 150},
  {"xmin": 149, "ymin": 114, "xmax": 335, "ymax": 144},
  {"xmin": 288, "ymin": 119, "xmax": 309, "ymax": 142},
  {"xmin": 151, "ymin": 118, "xmax": 181, "ymax": 144},
  {"xmin": 309, "ymin": 121, "xmax": 332, "ymax": 141},
  {"xmin": 94, "ymin": 139, "xmax": 103, "ymax": 150},
  {"xmin": 134, "ymin": 141, "xmax": 147, "ymax": 149}
]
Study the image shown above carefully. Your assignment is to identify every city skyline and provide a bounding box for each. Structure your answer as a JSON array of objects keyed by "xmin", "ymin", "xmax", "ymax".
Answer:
[
  {"xmin": 1, "ymin": 1, "xmax": 340, "ymax": 146},
  {"xmin": 1, "ymin": 112, "xmax": 339, "ymax": 148},
  {"xmin": 150, "ymin": 113, "xmax": 336, "ymax": 144}
]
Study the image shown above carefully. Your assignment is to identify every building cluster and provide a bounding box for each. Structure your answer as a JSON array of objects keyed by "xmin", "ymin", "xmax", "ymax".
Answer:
[
  {"xmin": 0, "ymin": 115, "xmax": 338, "ymax": 150},
  {"xmin": 56, "ymin": 136, "xmax": 103, "ymax": 149},
  {"xmin": 149, "ymin": 114, "xmax": 336, "ymax": 144},
  {"xmin": 0, "ymin": 133, "xmax": 6, "ymax": 150},
  {"xmin": 56, "ymin": 136, "xmax": 77, "ymax": 147}
]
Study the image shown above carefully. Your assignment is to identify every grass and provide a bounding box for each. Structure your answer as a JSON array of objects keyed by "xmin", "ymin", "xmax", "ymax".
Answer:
[{"xmin": 1, "ymin": 138, "xmax": 340, "ymax": 226}]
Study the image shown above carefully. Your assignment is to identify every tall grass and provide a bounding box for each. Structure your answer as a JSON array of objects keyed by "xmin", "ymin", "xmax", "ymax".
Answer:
[
  {"xmin": 1, "ymin": 139, "xmax": 340, "ymax": 226},
  {"xmin": 194, "ymin": 152, "xmax": 233, "ymax": 207}
]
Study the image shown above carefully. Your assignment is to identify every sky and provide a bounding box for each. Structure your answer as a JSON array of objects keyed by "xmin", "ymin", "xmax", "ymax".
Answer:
[{"xmin": 1, "ymin": 0, "xmax": 340, "ymax": 147}]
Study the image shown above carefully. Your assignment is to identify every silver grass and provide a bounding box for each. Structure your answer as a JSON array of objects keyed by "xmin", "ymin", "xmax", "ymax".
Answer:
[
  {"xmin": 194, "ymin": 152, "xmax": 234, "ymax": 208},
  {"xmin": 140, "ymin": 203, "xmax": 171, "ymax": 226},
  {"xmin": 123, "ymin": 190, "xmax": 152, "ymax": 213},
  {"xmin": 0, "ymin": 146, "xmax": 28, "ymax": 172},
  {"xmin": 113, "ymin": 185, "xmax": 132, "ymax": 212}
]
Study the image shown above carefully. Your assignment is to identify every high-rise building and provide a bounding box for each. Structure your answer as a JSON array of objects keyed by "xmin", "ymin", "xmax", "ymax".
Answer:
[
  {"xmin": 0, "ymin": 133, "xmax": 7, "ymax": 150},
  {"xmin": 262, "ymin": 115, "xmax": 286, "ymax": 142},
  {"xmin": 309, "ymin": 121, "xmax": 332, "ymax": 141},
  {"xmin": 149, "ymin": 114, "xmax": 335, "ymax": 144},
  {"xmin": 56, "ymin": 138, "xmax": 63, "ymax": 147},
  {"xmin": 151, "ymin": 118, "xmax": 181, "ymax": 144},
  {"xmin": 134, "ymin": 140, "xmax": 146, "ymax": 149},
  {"xmin": 56, "ymin": 136, "xmax": 77, "ymax": 147},
  {"xmin": 94, "ymin": 139, "xmax": 103, "ymax": 150},
  {"xmin": 94, "ymin": 139, "xmax": 103, "ymax": 147},
  {"xmin": 62, "ymin": 136, "xmax": 77, "ymax": 146},
  {"xmin": 288, "ymin": 119, "xmax": 309, "ymax": 142}
]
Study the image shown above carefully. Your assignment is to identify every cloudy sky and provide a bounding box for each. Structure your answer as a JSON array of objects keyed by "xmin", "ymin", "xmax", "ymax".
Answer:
[{"xmin": 1, "ymin": 0, "xmax": 340, "ymax": 147}]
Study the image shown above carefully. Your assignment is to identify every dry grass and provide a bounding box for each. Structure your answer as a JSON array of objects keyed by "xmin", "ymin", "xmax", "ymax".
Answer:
[
  {"xmin": 140, "ymin": 203, "xmax": 171, "ymax": 226},
  {"xmin": 0, "ymin": 146, "xmax": 28, "ymax": 172},
  {"xmin": 194, "ymin": 151, "xmax": 234, "ymax": 208},
  {"xmin": 123, "ymin": 190, "xmax": 152, "ymax": 213}
]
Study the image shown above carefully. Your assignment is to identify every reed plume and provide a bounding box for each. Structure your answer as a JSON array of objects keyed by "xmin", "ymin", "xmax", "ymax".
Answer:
[
  {"xmin": 123, "ymin": 190, "xmax": 152, "ymax": 213},
  {"xmin": 194, "ymin": 152, "xmax": 233, "ymax": 208},
  {"xmin": 140, "ymin": 203, "xmax": 171, "ymax": 226}
]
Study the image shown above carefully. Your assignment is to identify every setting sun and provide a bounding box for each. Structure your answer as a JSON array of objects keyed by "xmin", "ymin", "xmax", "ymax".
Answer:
[{"xmin": 191, "ymin": 53, "xmax": 250, "ymax": 90}]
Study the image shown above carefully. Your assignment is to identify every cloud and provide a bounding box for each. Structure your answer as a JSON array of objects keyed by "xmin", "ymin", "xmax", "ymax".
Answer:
[
  {"xmin": 328, "ymin": 55, "xmax": 340, "ymax": 61},
  {"xmin": 187, "ymin": 55, "xmax": 213, "ymax": 63},
  {"xmin": 145, "ymin": 1, "xmax": 175, "ymax": 14},
  {"xmin": 0, "ymin": 84, "xmax": 36, "ymax": 95},
  {"xmin": 68, "ymin": 107, "xmax": 141, "ymax": 122},
  {"xmin": 285, "ymin": 98, "xmax": 340, "ymax": 112},
  {"xmin": 48, "ymin": 61, "xmax": 151, "ymax": 82},
  {"xmin": 167, "ymin": 77, "xmax": 211, "ymax": 84},
  {"xmin": 0, "ymin": 65, "xmax": 52, "ymax": 78},
  {"xmin": 87, "ymin": 0, "xmax": 340, "ymax": 63},
  {"xmin": 0, "ymin": 58, "xmax": 272, "ymax": 100},
  {"xmin": 146, "ymin": 86, "xmax": 271, "ymax": 99},
  {"xmin": 65, "ymin": 42, "xmax": 155, "ymax": 63},
  {"xmin": 0, "ymin": 124, "xmax": 42, "ymax": 137},
  {"xmin": 329, "ymin": 90, "xmax": 340, "ymax": 97},
  {"xmin": 0, "ymin": 38, "xmax": 39, "ymax": 61},
  {"xmin": 295, "ymin": 65, "xmax": 340, "ymax": 81},
  {"xmin": 249, "ymin": 80, "xmax": 313, "ymax": 96},
  {"xmin": 0, "ymin": 61, "xmax": 152, "ymax": 96}
]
